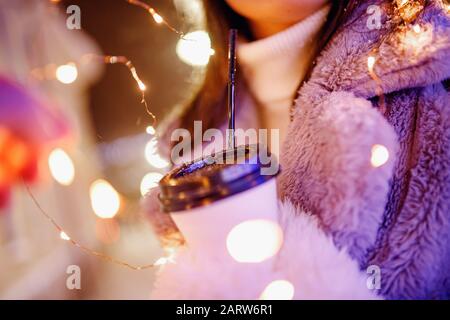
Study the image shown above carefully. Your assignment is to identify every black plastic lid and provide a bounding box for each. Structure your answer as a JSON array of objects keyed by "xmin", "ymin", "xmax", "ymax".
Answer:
[{"xmin": 158, "ymin": 144, "xmax": 279, "ymax": 212}]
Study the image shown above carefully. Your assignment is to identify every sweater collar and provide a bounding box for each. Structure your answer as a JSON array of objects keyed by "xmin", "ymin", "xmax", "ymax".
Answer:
[
  {"xmin": 238, "ymin": 5, "xmax": 330, "ymax": 64},
  {"xmin": 237, "ymin": 6, "xmax": 330, "ymax": 105}
]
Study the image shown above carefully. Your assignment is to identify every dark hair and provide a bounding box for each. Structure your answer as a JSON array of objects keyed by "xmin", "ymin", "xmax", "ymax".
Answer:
[{"xmin": 175, "ymin": 0, "xmax": 359, "ymax": 138}]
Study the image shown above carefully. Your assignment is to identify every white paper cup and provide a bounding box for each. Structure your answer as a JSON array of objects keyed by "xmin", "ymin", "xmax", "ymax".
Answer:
[{"xmin": 158, "ymin": 145, "xmax": 280, "ymax": 260}]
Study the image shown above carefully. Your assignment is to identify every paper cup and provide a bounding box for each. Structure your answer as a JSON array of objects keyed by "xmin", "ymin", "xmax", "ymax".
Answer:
[{"xmin": 159, "ymin": 144, "xmax": 280, "ymax": 259}]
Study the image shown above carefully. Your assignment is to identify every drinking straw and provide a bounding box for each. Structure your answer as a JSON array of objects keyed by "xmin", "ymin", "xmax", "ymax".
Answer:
[{"xmin": 227, "ymin": 29, "xmax": 237, "ymax": 150}]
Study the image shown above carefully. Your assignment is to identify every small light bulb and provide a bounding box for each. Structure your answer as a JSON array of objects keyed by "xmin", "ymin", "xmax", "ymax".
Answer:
[
  {"xmin": 152, "ymin": 13, "xmax": 164, "ymax": 24},
  {"xmin": 146, "ymin": 126, "xmax": 156, "ymax": 135},
  {"xmin": 413, "ymin": 24, "xmax": 421, "ymax": 33},
  {"xmin": 154, "ymin": 257, "xmax": 168, "ymax": 266},
  {"xmin": 154, "ymin": 252, "xmax": 176, "ymax": 266},
  {"xmin": 138, "ymin": 81, "xmax": 146, "ymax": 91},
  {"xmin": 367, "ymin": 56, "xmax": 376, "ymax": 71},
  {"xmin": 60, "ymin": 231, "xmax": 71, "ymax": 241}
]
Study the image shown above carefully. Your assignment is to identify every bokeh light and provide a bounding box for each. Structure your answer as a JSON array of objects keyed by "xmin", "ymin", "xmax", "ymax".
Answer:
[
  {"xmin": 176, "ymin": 31, "xmax": 214, "ymax": 66},
  {"xmin": 89, "ymin": 179, "xmax": 121, "ymax": 218},
  {"xmin": 371, "ymin": 144, "xmax": 389, "ymax": 168},
  {"xmin": 48, "ymin": 148, "xmax": 75, "ymax": 186},
  {"xmin": 145, "ymin": 138, "xmax": 169, "ymax": 169},
  {"xmin": 226, "ymin": 219, "xmax": 283, "ymax": 263},
  {"xmin": 59, "ymin": 231, "xmax": 71, "ymax": 241},
  {"xmin": 260, "ymin": 280, "xmax": 295, "ymax": 300},
  {"xmin": 55, "ymin": 63, "xmax": 78, "ymax": 84},
  {"xmin": 140, "ymin": 172, "xmax": 163, "ymax": 196}
]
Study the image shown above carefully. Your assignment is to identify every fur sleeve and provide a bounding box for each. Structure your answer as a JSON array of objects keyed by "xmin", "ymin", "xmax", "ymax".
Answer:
[
  {"xmin": 150, "ymin": 201, "xmax": 379, "ymax": 300},
  {"xmin": 279, "ymin": 91, "xmax": 398, "ymax": 263}
]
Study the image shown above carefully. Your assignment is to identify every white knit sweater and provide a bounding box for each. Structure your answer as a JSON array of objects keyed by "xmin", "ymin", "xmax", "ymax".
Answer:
[{"xmin": 237, "ymin": 6, "xmax": 330, "ymax": 158}]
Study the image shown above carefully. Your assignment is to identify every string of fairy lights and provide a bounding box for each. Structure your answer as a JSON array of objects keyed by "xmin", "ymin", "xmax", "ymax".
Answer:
[
  {"xmin": 26, "ymin": 0, "xmax": 191, "ymax": 270},
  {"xmin": 20, "ymin": 0, "xmax": 448, "ymax": 297},
  {"xmin": 366, "ymin": 0, "xmax": 449, "ymax": 114},
  {"xmin": 126, "ymin": 0, "xmax": 185, "ymax": 37},
  {"xmin": 28, "ymin": 49, "xmax": 172, "ymax": 268}
]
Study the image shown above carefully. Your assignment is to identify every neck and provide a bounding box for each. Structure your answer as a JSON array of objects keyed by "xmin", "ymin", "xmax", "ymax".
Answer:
[
  {"xmin": 248, "ymin": 4, "xmax": 328, "ymax": 39},
  {"xmin": 249, "ymin": 20, "xmax": 297, "ymax": 39}
]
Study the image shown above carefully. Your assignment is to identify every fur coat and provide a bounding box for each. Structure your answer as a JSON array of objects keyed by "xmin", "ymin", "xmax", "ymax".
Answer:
[{"xmin": 145, "ymin": 0, "xmax": 450, "ymax": 300}]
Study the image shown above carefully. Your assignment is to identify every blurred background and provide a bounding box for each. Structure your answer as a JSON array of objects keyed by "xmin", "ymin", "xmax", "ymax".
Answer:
[{"xmin": 0, "ymin": 0, "xmax": 210, "ymax": 299}]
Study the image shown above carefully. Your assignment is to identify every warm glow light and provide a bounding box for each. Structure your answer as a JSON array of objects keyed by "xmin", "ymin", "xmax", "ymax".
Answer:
[
  {"xmin": 146, "ymin": 153, "xmax": 170, "ymax": 169},
  {"xmin": 138, "ymin": 82, "xmax": 146, "ymax": 91},
  {"xmin": 371, "ymin": 144, "xmax": 390, "ymax": 168},
  {"xmin": 60, "ymin": 231, "xmax": 71, "ymax": 241},
  {"xmin": 55, "ymin": 63, "xmax": 78, "ymax": 84},
  {"xmin": 154, "ymin": 250, "xmax": 176, "ymax": 266},
  {"xmin": 48, "ymin": 148, "xmax": 75, "ymax": 186},
  {"xmin": 128, "ymin": 65, "xmax": 147, "ymax": 92},
  {"xmin": 413, "ymin": 24, "xmax": 421, "ymax": 33},
  {"xmin": 176, "ymin": 31, "xmax": 214, "ymax": 66},
  {"xmin": 90, "ymin": 179, "xmax": 121, "ymax": 218},
  {"xmin": 146, "ymin": 125, "xmax": 156, "ymax": 135},
  {"xmin": 140, "ymin": 172, "xmax": 164, "ymax": 196},
  {"xmin": 260, "ymin": 280, "xmax": 295, "ymax": 300},
  {"xmin": 152, "ymin": 13, "xmax": 164, "ymax": 24},
  {"xmin": 148, "ymin": 8, "xmax": 164, "ymax": 24},
  {"xmin": 145, "ymin": 139, "xmax": 169, "ymax": 168},
  {"xmin": 401, "ymin": 24, "xmax": 433, "ymax": 54},
  {"xmin": 226, "ymin": 219, "xmax": 283, "ymax": 263},
  {"xmin": 367, "ymin": 56, "xmax": 376, "ymax": 71},
  {"xmin": 154, "ymin": 257, "xmax": 169, "ymax": 266}
]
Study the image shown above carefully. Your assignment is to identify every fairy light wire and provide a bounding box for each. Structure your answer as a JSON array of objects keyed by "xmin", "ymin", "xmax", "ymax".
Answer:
[
  {"xmin": 24, "ymin": 182, "xmax": 172, "ymax": 270},
  {"xmin": 23, "ymin": 53, "xmax": 167, "ymax": 269},
  {"xmin": 25, "ymin": 53, "xmax": 165, "ymax": 270},
  {"xmin": 126, "ymin": 0, "xmax": 185, "ymax": 37},
  {"xmin": 22, "ymin": 0, "xmax": 186, "ymax": 272},
  {"xmin": 102, "ymin": 55, "xmax": 157, "ymax": 127},
  {"xmin": 367, "ymin": 55, "xmax": 387, "ymax": 115},
  {"xmin": 366, "ymin": 0, "xmax": 429, "ymax": 115},
  {"xmin": 50, "ymin": 0, "xmax": 185, "ymax": 36},
  {"xmin": 30, "ymin": 54, "xmax": 157, "ymax": 128}
]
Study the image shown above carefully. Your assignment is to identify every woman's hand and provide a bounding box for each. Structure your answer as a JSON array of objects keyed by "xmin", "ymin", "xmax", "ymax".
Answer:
[{"xmin": 0, "ymin": 76, "xmax": 69, "ymax": 208}]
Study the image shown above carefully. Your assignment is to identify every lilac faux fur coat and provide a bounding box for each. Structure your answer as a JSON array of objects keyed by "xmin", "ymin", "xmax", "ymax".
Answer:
[
  {"xmin": 279, "ymin": 0, "xmax": 450, "ymax": 299},
  {"xmin": 146, "ymin": 0, "xmax": 450, "ymax": 299}
]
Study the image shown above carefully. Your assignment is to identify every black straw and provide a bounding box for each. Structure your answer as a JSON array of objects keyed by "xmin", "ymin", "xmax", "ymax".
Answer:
[{"xmin": 227, "ymin": 29, "xmax": 237, "ymax": 149}]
